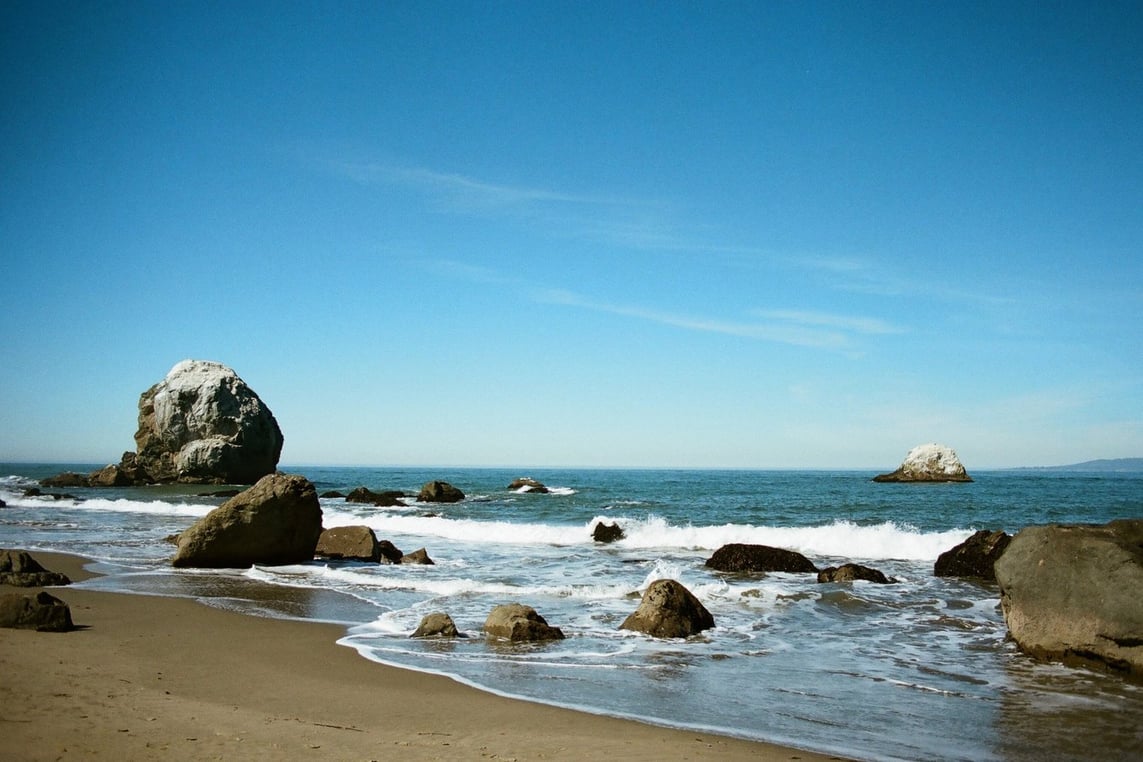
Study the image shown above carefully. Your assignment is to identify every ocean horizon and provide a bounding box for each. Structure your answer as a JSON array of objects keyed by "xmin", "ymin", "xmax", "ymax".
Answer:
[{"xmin": 3, "ymin": 463, "xmax": 1142, "ymax": 761}]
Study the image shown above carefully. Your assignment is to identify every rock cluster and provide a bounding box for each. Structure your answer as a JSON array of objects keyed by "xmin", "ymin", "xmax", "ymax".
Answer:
[
  {"xmin": 873, "ymin": 443, "xmax": 972, "ymax": 483},
  {"xmin": 0, "ymin": 549, "xmax": 72, "ymax": 587}
]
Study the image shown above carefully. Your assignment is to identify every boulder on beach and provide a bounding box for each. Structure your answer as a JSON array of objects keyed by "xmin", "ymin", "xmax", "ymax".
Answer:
[
  {"xmin": 483, "ymin": 603, "xmax": 565, "ymax": 642},
  {"xmin": 508, "ymin": 477, "xmax": 550, "ymax": 494},
  {"xmin": 705, "ymin": 543, "xmax": 819, "ymax": 574},
  {"xmin": 172, "ymin": 473, "xmax": 322, "ymax": 568},
  {"xmin": 411, "ymin": 612, "xmax": 460, "ymax": 638},
  {"xmin": 817, "ymin": 563, "xmax": 895, "ymax": 584},
  {"xmin": 418, "ymin": 480, "xmax": 465, "ymax": 503},
  {"xmin": 934, "ymin": 529, "xmax": 1011, "ymax": 581},
  {"xmin": 995, "ymin": 520, "xmax": 1143, "ymax": 678},
  {"xmin": 127, "ymin": 359, "xmax": 284, "ymax": 484},
  {"xmin": 0, "ymin": 591, "xmax": 73, "ymax": 631},
  {"xmin": 592, "ymin": 521, "xmax": 625, "ymax": 543},
  {"xmin": 0, "ymin": 550, "xmax": 72, "ymax": 587},
  {"xmin": 620, "ymin": 579, "xmax": 714, "ymax": 639},
  {"xmin": 873, "ymin": 443, "xmax": 972, "ymax": 483},
  {"xmin": 314, "ymin": 525, "xmax": 383, "ymax": 562}
]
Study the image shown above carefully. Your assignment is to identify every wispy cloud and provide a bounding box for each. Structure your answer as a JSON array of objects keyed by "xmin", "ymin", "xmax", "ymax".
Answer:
[{"xmin": 753, "ymin": 309, "xmax": 906, "ymax": 336}]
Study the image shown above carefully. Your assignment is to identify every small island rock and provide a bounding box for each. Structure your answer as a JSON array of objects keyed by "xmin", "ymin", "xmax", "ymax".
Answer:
[
  {"xmin": 508, "ymin": 477, "xmax": 550, "ymax": 494},
  {"xmin": 873, "ymin": 443, "xmax": 972, "ymax": 483},
  {"xmin": 418, "ymin": 481, "xmax": 465, "ymax": 503}
]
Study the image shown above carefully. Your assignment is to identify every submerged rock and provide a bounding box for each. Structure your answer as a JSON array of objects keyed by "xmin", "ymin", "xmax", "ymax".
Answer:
[
  {"xmin": 873, "ymin": 443, "xmax": 972, "ymax": 483},
  {"xmin": 934, "ymin": 529, "xmax": 1011, "ymax": 581},
  {"xmin": 995, "ymin": 520, "xmax": 1143, "ymax": 678},
  {"xmin": 817, "ymin": 563, "xmax": 895, "ymax": 584},
  {"xmin": 620, "ymin": 579, "xmax": 714, "ymax": 638},
  {"xmin": 483, "ymin": 603, "xmax": 565, "ymax": 642},
  {"xmin": 172, "ymin": 473, "xmax": 322, "ymax": 568},
  {"xmin": 508, "ymin": 477, "xmax": 550, "ymax": 494},
  {"xmin": 706, "ymin": 543, "xmax": 818, "ymax": 574}
]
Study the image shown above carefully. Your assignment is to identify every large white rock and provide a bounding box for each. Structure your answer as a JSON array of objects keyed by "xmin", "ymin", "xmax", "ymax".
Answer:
[
  {"xmin": 131, "ymin": 360, "xmax": 283, "ymax": 484},
  {"xmin": 873, "ymin": 443, "xmax": 972, "ymax": 482}
]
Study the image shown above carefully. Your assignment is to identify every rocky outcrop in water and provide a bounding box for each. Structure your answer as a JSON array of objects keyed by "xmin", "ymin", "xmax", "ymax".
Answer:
[
  {"xmin": 412, "ymin": 612, "xmax": 460, "ymax": 638},
  {"xmin": 0, "ymin": 591, "xmax": 73, "ymax": 631},
  {"xmin": 128, "ymin": 360, "xmax": 284, "ymax": 484},
  {"xmin": 705, "ymin": 543, "xmax": 819, "ymax": 573},
  {"xmin": 508, "ymin": 477, "xmax": 549, "ymax": 493},
  {"xmin": 620, "ymin": 579, "xmax": 714, "ymax": 638},
  {"xmin": 592, "ymin": 521, "xmax": 625, "ymax": 543},
  {"xmin": 314, "ymin": 525, "xmax": 383, "ymax": 562},
  {"xmin": 483, "ymin": 603, "xmax": 565, "ymax": 642},
  {"xmin": 418, "ymin": 480, "xmax": 465, "ymax": 503},
  {"xmin": 873, "ymin": 443, "xmax": 972, "ymax": 483},
  {"xmin": 817, "ymin": 563, "xmax": 895, "ymax": 584},
  {"xmin": 934, "ymin": 530, "xmax": 1011, "ymax": 581},
  {"xmin": 172, "ymin": 473, "xmax": 322, "ymax": 568},
  {"xmin": 0, "ymin": 550, "xmax": 72, "ymax": 587},
  {"xmin": 995, "ymin": 520, "xmax": 1143, "ymax": 678},
  {"xmin": 345, "ymin": 487, "xmax": 407, "ymax": 507}
]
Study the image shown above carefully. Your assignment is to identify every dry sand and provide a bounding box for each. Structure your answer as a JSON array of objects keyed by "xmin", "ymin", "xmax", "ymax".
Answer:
[{"xmin": 1, "ymin": 551, "xmax": 849, "ymax": 761}]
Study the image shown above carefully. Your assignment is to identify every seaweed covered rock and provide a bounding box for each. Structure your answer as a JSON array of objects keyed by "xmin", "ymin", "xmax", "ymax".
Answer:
[
  {"xmin": 620, "ymin": 579, "xmax": 714, "ymax": 638},
  {"xmin": 172, "ymin": 473, "xmax": 322, "ymax": 568},
  {"xmin": 706, "ymin": 543, "xmax": 818, "ymax": 574}
]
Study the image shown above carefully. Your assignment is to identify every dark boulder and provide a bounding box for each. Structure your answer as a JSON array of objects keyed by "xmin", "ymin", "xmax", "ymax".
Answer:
[
  {"xmin": 418, "ymin": 481, "xmax": 465, "ymax": 503},
  {"xmin": 40, "ymin": 472, "xmax": 89, "ymax": 488},
  {"xmin": 401, "ymin": 548, "xmax": 435, "ymax": 565},
  {"xmin": 0, "ymin": 591, "xmax": 73, "ymax": 631},
  {"xmin": 620, "ymin": 579, "xmax": 714, "ymax": 638},
  {"xmin": 172, "ymin": 473, "xmax": 322, "ymax": 568},
  {"xmin": 995, "ymin": 520, "xmax": 1143, "ymax": 678},
  {"xmin": 934, "ymin": 529, "xmax": 1012, "ymax": 581},
  {"xmin": 411, "ymin": 612, "xmax": 460, "ymax": 638},
  {"xmin": 377, "ymin": 540, "xmax": 404, "ymax": 565},
  {"xmin": 508, "ymin": 477, "xmax": 550, "ymax": 494},
  {"xmin": 817, "ymin": 563, "xmax": 895, "ymax": 584},
  {"xmin": 483, "ymin": 603, "xmax": 565, "ymax": 642},
  {"xmin": 345, "ymin": 487, "xmax": 407, "ymax": 507},
  {"xmin": 592, "ymin": 521, "xmax": 625, "ymax": 543},
  {"xmin": 320, "ymin": 490, "xmax": 345, "ymax": 499},
  {"xmin": 315, "ymin": 525, "xmax": 383, "ymax": 562},
  {"xmin": 0, "ymin": 550, "xmax": 72, "ymax": 587},
  {"xmin": 706, "ymin": 543, "xmax": 818, "ymax": 574}
]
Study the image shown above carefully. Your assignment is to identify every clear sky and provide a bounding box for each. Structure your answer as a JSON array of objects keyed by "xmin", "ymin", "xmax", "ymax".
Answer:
[{"xmin": 2, "ymin": 1, "xmax": 1141, "ymax": 470}]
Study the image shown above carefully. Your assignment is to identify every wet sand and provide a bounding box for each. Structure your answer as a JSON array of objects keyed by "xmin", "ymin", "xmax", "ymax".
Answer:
[{"xmin": 1, "ymin": 551, "xmax": 849, "ymax": 761}]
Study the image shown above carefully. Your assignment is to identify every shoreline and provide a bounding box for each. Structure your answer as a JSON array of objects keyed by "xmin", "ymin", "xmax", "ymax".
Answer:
[{"xmin": 1, "ymin": 551, "xmax": 850, "ymax": 761}]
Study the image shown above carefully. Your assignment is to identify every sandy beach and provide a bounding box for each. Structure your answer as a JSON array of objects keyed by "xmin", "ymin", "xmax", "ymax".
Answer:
[{"xmin": 1, "ymin": 552, "xmax": 847, "ymax": 761}]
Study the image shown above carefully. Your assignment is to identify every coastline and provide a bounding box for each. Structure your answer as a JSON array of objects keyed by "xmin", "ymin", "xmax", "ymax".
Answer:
[{"xmin": 1, "ymin": 551, "xmax": 848, "ymax": 761}]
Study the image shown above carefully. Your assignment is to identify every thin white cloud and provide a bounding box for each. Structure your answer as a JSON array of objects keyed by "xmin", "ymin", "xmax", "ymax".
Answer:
[{"xmin": 754, "ymin": 309, "xmax": 906, "ymax": 335}]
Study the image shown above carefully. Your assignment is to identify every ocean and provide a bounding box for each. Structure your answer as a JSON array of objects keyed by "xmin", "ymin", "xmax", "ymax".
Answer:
[{"xmin": 2, "ymin": 464, "xmax": 1141, "ymax": 761}]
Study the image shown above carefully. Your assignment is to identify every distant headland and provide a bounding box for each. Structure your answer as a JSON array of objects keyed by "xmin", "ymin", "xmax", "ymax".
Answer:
[{"xmin": 1020, "ymin": 458, "xmax": 1143, "ymax": 473}]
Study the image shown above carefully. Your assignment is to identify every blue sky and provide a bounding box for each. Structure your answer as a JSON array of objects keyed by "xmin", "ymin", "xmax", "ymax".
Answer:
[{"xmin": 2, "ymin": 1, "xmax": 1141, "ymax": 469}]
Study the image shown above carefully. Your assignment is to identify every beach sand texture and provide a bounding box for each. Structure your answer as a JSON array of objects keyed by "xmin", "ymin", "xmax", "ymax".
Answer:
[{"xmin": 1, "ymin": 552, "xmax": 846, "ymax": 761}]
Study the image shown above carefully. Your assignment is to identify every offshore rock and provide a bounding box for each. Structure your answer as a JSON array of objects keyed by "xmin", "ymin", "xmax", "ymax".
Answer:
[
  {"xmin": 40, "ymin": 472, "xmax": 89, "ymax": 488},
  {"xmin": 934, "ymin": 529, "xmax": 1012, "ymax": 581},
  {"xmin": 706, "ymin": 543, "xmax": 819, "ymax": 574},
  {"xmin": 483, "ymin": 603, "xmax": 565, "ymax": 642},
  {"xmin": 620, "ymin": 579, "xmax": 714, "ymax": 638},
  {"xmin": 400, "ymin": 547, "xmax": 435, "ymax": 565},
  {"xmin": 508, "ymin": 477, "xmax": 550, "ymax": 493},
  {"xmin": 817, "ymin": 563, "xmax": 895, "ymax": 584},
  {"xmin": 0, "ymin": 591, "xmax": 74, "ymax": 631},
  {"xmin": 592, "ymin": 521, "xmax": 625, "ymax": 543},
  {"xmin": 377, "ymin": 540, "xmax": 404, "ymax": 564},
  {"xmin": 0, "ymin": 550, "xmax": 72, "ymax": 587},
  {"xmin": 129, "ymin": 360, "xmax": 283, "ymax": 484},
  {"xmin": 345, "ymin": 487, "xmax": 407, "ymax": 507},
  {"xmin": 172, "ymin": 473, "xmax": 322, "ymax": 568},
  {"xmin": 418, "ymin": 480, "xmax": 465, "ymax": 503},
  {"xmin": 995, "ymin": 520, "xmax": 1143, "ymax": 678},
  {"xmin": 874, "ymin": 443, "xmax": 972, "ymax": 482},
  {"xmin": 314, "ymin": 525, "xmax": 383, "ymax": 562}
]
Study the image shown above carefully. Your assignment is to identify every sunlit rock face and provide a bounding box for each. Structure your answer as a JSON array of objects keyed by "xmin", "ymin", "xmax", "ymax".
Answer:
[{"xmin": 873, "ymin": 443, "xmax": 972, "ymax": 483}]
